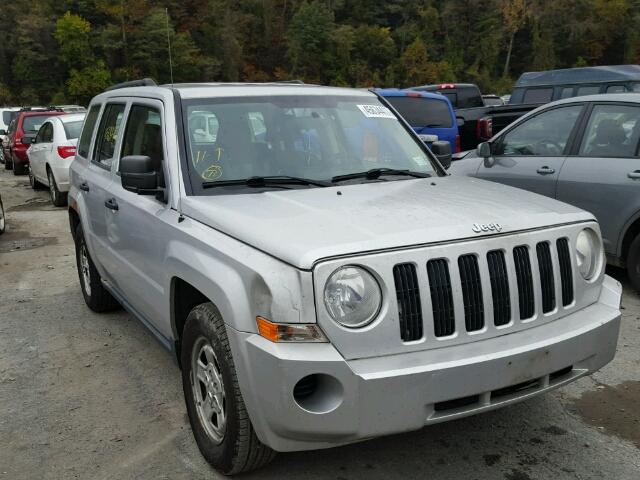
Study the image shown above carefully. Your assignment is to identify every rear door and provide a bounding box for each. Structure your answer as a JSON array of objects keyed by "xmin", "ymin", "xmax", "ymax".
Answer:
[
  {"xmin": 104, "ymin": 100, "xmax": 176, "ymax": 338},
  {"xmin": 29, "ymin": 122, "xmax": 52, "ymax": 181},
  {"xmin": 476, "ymin": 104, "xmax": 585, "ymax": 198},
  {"xmin": 557, "ymin": 102, "xmax": 640, "ymax": 256},
  {"xmin": 83, "ymin": 102, "xmax": 126, "ymax": 274}
]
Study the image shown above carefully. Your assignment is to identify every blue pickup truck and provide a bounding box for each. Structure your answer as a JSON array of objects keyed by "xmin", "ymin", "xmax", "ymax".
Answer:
[{"xmin": 375, "ymin": 88, "xmax": 460, "ymax": 153}]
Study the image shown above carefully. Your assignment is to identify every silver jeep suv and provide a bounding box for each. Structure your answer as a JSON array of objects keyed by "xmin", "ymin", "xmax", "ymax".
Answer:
[{"xmin": 68, "ymin": 81, "xmax": 622, "ymax": 475}]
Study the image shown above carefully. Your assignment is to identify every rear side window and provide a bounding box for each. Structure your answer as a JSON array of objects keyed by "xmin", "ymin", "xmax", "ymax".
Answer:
[
  {"xmin": 93, "ymin": 104, "xmax": 125, "ymax": 167},
  {"xmin": 36, "ymin": 122, "xmax": 53, "ymax": 143},
  {"xmin": 576, "ymin": 86, "xmax": 601, "ymax": 96},
  {"xmin": 78, "ymin": 106, "xmax": 101, "ymax": 158},
  {"xmin": 579, "ymin": 104, "xmax": 640, "ymax": 157},
  {"xmin": 63, "ymin": 120, "xmax": 84, "ymax": 140},
  {"xmin": 606, "ymin": 85, "xmax": 627, "ymax": 93},
  {"xmin": 523, "ymin": 88, "xmax": 553, "ymax": 104},
  {"xmin": 385, "ymin": 97, "xmax": 453, "ymax": 128},
  {"xmin": 559, "ymin": 87, "xmax": 575, "ymax": 99}
]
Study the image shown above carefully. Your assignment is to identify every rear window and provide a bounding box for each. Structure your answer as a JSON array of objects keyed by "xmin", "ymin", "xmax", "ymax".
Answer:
[
  {"xmin": 63, "ymin": 120, "xmax": 84, "ymax": 140},
  {"xmin": 22, "ymin": 116, "xmax": 48, "ymax": 133},
  {"xmin": 523, "ymin": 88, "xmax": 553, "ymax": 104},
  {"xmin": 2, "ymin": 111, "xmax": 13, "ymax": 126},
  {"xmin": 576, "ymin": 85, "xmax": 601, "ymax": 96},
  {"xmin": 385, "ymin": 96, "xmax": 453, "ymax": 128},
  {"xmin": 78, "ymin": 105, "xmax": 101, "ymax": 158}
]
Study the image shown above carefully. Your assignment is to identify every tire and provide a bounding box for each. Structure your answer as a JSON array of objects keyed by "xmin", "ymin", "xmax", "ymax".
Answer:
[
  {"xmin": 48, "ymin": 168, "xmax": 67, "ymax": 207},
  {"xmin": 0, "ymin": 196, "xmax": 5, "ymax": 235},
  {"xmin": 74, "ymin": 223, "xmax": 120, "ymax": 312},
  {"xmin": 29, "ymin": 166, "xmax": 45, "ymax": 190},
  {"xmin": 13, "ymin": 160, "xmax": 26, "ymax": 175},
  {"xmin": 181, "ymin": 303, "xmax": 275, "ymax": 475},
  {"xmin": 626, "ymin": 233, "xmax": 640, "ymax": 292},
  {"xmin": 4, "ymin": 156, "xmax": 11, "ymax": 170}
]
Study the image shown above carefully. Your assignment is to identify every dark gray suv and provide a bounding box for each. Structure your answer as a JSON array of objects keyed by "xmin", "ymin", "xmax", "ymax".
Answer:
[{"xmin": 450, "ymin": 93, "xmax": 640, "ymax": 290}]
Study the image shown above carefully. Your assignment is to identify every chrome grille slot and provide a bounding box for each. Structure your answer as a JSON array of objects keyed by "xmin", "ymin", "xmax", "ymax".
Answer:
[
  {"xmin": 556, "ymin": 238, "xmax": 574, "ymax": 306},
  {"xmin": 513, "ymin": 246, "xmax": 535, "ymax": 319},
  {"xmin": 393, "ymin": 263, "xmax": 423, "ymax": 341},
  {"xmin": 458, "ymin": 254, "xmax": 484, "ymax": 332},
  {"xmin": 426, "ymin": 259, "xmax": 455, "ymax": 337},
  {"xmin": 536, "ymin": 242, "xmax": 556, "ymax": 313}
]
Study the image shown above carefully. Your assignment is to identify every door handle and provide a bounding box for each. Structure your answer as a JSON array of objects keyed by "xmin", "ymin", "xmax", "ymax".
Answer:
[
  {"xmin": 79, "ymin": 182, "xmax": 90, "ymax": 192},
  {"xmin": 628, "ymin": 170, "xmax": 640, "ymax": 179},
  {"xmin": 104, "ymin": 198, "xmax": 119, "ymax": 211},
  {"xmin": 536, "ymin": 166, "xmax": 555, "ymax": 175}
]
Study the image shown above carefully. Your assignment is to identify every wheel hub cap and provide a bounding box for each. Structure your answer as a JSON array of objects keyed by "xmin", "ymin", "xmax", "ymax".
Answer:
[
  {"xmin": 80, "ymin": 244, "xmax": 91, "ymax": 296},
  {"xmin": 191, "ymin": 339, "xmax": 227, "ymax": 444}
]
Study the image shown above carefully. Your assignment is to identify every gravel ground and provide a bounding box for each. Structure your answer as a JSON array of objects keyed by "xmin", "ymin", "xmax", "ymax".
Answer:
[{"xmin": 0, "ymin": 168, "xmax": 638, "ymax": 480}]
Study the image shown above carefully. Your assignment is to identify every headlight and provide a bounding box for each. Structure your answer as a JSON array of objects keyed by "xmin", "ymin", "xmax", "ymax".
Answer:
[
  {"xmin": 575, "ymin": 228, "xmax": 602, "ymax": 280},
  {"xmin": 324, "ymin": 266, "xmax": 382, "ymax": 328}
]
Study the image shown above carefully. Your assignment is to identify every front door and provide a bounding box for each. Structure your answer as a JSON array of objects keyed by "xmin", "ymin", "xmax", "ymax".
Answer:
[
  {"xmin": 557, "ymin": 103, "xmax": 640, "ymax": 256},
  {"xmin": 104, "ymin": 101, "xmax": 176, "ymax": 339},
  {"xmin": 477, "ymin": 104, "xmax": 585, "ymax": 198}
]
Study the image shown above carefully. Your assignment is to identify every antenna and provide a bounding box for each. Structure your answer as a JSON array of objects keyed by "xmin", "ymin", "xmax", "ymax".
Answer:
[{"xmin": 165, "ymin": 8, "xmax": 174, "ymax": 85}]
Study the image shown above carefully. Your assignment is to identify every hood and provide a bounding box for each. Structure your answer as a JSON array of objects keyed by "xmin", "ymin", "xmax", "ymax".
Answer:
[{"xmin": 181, "ymin": 176, "xmax": 592, "ymax": 270}]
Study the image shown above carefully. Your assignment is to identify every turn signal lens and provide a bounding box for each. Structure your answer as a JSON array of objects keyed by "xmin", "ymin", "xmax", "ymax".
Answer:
[{"xmin": 256, "ymin": 316, "xmax": 327, "ymax": 343}]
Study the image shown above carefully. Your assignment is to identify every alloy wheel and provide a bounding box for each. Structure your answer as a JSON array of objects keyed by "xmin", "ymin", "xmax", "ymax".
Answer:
[
  {"xmin": 79, "ymin": 243, "xmax": 91, "ymax": 297},
  {"xmin": 191, "ymin": 337, "xmax": 227, "ymax": 444}
]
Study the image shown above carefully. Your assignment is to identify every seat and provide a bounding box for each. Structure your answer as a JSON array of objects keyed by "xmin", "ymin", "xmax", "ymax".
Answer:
[{"xmin": 588, "ymin": 119, "xmax": 629, "ymax": 157}]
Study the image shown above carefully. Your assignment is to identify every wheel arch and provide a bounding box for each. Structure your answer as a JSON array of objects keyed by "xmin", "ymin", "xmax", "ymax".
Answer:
[{"xmin": 619, "ymin": 211, "xmax": 640, "ymax": 264}]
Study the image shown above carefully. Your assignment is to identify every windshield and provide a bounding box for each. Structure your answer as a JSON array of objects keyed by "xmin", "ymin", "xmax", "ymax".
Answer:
[
  {"xmin": 23, "ymin": 116, "xmax": 48, "ymax": 133},
  {"xmin": 384, "ymin": 96, "xmax": 453, "ymax": 128},
  {"xmin": 182, "ymin": 95, "xmax": 439, "ymax": 193}
]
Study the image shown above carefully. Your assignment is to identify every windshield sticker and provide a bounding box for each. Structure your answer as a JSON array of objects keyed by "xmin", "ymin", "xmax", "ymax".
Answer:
[
  {"xmin": 357, "ymin": 104, "xmax": 396, "ymax": 119},
  {"xmin": 202, "ymin": 165, "xmax": 223, "ymax": 180}
]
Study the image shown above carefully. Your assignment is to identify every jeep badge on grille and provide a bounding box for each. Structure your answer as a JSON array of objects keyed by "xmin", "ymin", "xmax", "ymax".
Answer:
[{"xmin": 472, "ymin": 223, "xmax": 503, "ymax": 233}]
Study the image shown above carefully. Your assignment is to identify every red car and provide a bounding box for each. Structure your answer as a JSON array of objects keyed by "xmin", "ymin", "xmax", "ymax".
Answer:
[{"xmin": 3, "ymin": 109, "xmax": 66, "ymax": 175}]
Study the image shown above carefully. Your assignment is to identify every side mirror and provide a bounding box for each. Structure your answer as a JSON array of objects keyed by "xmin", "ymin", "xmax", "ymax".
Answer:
[
  {"xmin": 22, "ymin": 135, "xmax": 36, "ymax": 145},
  {"xmin": 431, "ymin": 140, "xmax": 452, "ymax": 170},
  {"xmin": 476, "ymin": 142, "xmax": 495, "ymax": 167},
  {"xmin": 456, "ymin": 116, "xmax": 465, "ymax": 128},
  {"xmin": 120, "ymin": 155, "xmax": 159, "ymax": 194}
]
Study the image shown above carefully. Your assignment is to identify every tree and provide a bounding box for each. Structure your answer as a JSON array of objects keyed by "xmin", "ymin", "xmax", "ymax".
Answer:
[
  {"xmin": 500, "ymin": 0, "xmax": 528, "ymax": 77},
  {"xmin": 54, "ymin": 12, "xmax": 93, "ymax": 69}
]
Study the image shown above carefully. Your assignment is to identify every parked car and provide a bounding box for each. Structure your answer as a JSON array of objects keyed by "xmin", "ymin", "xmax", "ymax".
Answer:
[
  {"xmin": 0, "ymin": 107, "xmax": 20, "ymax": 163},
  {"xmin": 69, "ymin": 80, "xmax": 620, "ymax": 475},
  {"xmin": 375, "ymin": 88, "xmax": 460, "ymax": 153},
  {"xmin": 408, "ymin": 83, "xmax": 537, "ymax": 150},
  {"xmin": 482, "ymin": 94, "xmax": 504, "ymax": 106},
  {"xmin": 509, "ymin": 64, "xmax": 640, "ymax": 105},
  {"xmin": 26, "ymin": 113, "xmax": 85, "ymax": 206},
  {"xmin": 2, "ymin": 109, "xmax": 66, "ymax": 174},
  {"xmin": 449, "ymin": 93, "xmax": 640, "ymax": 290},
  {"xmin": 0, "ymin": 191, "xmax": 5, "ymax": 235}
]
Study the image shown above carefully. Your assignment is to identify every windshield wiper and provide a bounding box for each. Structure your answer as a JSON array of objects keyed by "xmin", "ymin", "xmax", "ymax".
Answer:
[
  {"xmin": 331, "ymin": 168, "xmax": 431, "ymax": 183},
  {"xmin": 202, "ymin": 175, "xmax": 333, "ymax": 189}
]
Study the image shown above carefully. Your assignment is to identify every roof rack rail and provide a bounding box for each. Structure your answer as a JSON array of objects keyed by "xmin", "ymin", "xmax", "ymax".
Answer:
[{"xmin": 105, "ymin": 78, "xmax": 158, "ymax": 91}]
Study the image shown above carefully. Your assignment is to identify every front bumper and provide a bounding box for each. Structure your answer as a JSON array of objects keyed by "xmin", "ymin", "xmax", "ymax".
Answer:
[{"xmin": 228, "ymin": 275, "xmax": 621, "ymax": 452}]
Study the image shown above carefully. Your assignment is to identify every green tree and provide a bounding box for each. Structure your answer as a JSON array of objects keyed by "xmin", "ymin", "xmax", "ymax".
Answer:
[{"xmin": 54, "ymin": 12, "xmax": 93, "ymax": 69}]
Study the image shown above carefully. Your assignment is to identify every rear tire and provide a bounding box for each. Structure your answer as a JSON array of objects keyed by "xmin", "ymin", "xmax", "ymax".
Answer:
[
  {"xmin": 13, "ymin": 160, "xmax": 26, "ymax": 175},
  {"xmin": 4, "ymin": 157, "xmax": 12, "ymax": 170},
  {"xmin": 74, "ymin": 224, "xmax": 120, "ymax": 312},
  {"xmin": 181, "ymin": 303, "xmax": 276, "ymax": 475},
  {"xmin": 626, "ymin": 234, "xmax": 640, "ymax": 292},
  {"xmin": 48, "ymin": 169, "xmax": 67, "ymax": 207},
  {"xmin": 0, "ymin": 196, "xmax": 5, "ymax": 235}
]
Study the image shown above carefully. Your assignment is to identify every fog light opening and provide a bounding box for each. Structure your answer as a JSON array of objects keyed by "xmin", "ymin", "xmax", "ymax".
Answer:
[{"xmin": 293, "ymin": 374, "xmax": 343, "ymax": 414}]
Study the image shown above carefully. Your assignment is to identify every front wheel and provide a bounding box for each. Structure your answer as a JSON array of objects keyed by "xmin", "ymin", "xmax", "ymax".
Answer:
[
  {"xmin": 13, "ymin": 160, "xmax": 27, "ymax": 175},
  {"xmin": 181, "ymin": 303, "xmax": 275, "ymax": 475}
]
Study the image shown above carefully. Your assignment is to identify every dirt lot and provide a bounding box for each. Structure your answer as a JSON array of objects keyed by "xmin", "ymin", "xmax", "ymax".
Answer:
[{"xmin": 0, "ymin": 168, "xmax": 639, "ymax": 480}]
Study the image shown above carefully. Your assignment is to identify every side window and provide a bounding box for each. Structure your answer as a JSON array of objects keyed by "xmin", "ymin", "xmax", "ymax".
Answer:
[
  {"xmin": 92, "ymin": 104, "xmax": 125, "ymax": 167},
  {"xmin": 120, "ymin": 105, "xmax": 165, "ymax": 188},
  {"xmin": 42, "ymin": 123, "xmax": 54, "ymax": 142},
  {"xmin": 606, "ymin": 85, "xmax": 627, "ymax": 94},
  {"xmin": 579, "ymin": 104, "xmax": 640, "ymax": 158},
  {"xmin": 35, "ymin": 123, "xmax": 47, "ymax": 143},
  {"xmin": 559, "ymin": 87, "xmax": 575, "ymax": 99},
  {"xmin": 576, "ymin": 85, "xmax": 601, "ymax": 96},
  {"xmin": 78, "ymin": 105, "xmax": 101, "ymax": 158},
  {"xmin": 523, "ymin": 88, "xmax": 553, "ymax": 104},
  {"xmin": 496, "ymin": 105, "xmax": 583, "ymax": 156}
]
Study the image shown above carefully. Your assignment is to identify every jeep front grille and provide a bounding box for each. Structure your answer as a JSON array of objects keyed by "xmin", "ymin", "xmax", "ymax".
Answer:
[{"xmin": 393, "ymin": 237, "xmax": 575, "ymax": 341}]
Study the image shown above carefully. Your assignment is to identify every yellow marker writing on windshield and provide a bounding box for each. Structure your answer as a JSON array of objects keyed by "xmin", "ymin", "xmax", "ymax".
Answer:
[{"xmin": 195, "ymin": 150, "xmax": 206, "ymax": 164}]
